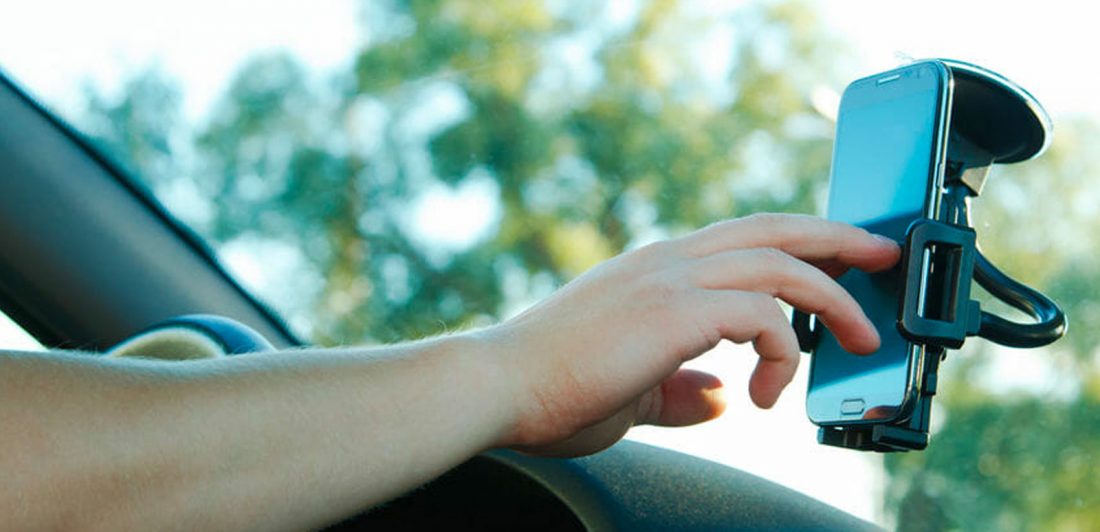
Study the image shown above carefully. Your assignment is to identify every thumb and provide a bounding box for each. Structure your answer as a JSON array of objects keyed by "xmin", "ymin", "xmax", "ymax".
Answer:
[{"xmin": 637, "ymin": 369, "xmax": 726, "ymax": 427}]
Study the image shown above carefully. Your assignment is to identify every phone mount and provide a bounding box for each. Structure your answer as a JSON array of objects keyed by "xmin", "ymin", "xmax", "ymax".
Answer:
[{"xmin": 795, "ymin": 60, "xmax": 1068, "ymax": 452}]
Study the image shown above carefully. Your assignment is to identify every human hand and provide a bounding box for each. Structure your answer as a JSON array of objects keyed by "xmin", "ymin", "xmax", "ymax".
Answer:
[{"xmin": 480, "ymin": 213, "xmax": 900, "ymax": 457}]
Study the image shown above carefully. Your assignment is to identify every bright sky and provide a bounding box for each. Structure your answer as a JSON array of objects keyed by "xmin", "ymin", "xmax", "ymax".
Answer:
[
  {"xmin": 1, "ymin": 0, "xmax": 1095, "ymax": 526},
  {"xmin": 823, "ymin": 0, "xmax": 1100, "ymax": 119},
  {"xmin": 0, "ymin": 0, "xmax": 362, "ymax": 122}
]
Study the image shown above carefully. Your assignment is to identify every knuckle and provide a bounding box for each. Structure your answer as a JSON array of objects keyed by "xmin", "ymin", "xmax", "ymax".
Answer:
[
  {"xmin": 745, "ymin": 212, "xmax": 780, "ymax": 225},
  {"xmin": 750, "ymin": 246, "xmax": 784, "ymax": 263},
  {"xmin": 745, "ymin": 292, "xmax": 779, "ymax": 315},
  {"xmin": 817, "ymin": 272, "xmax": 851, "ymax": 303},
  {"xmin": 614, "ymin": 243, "xmax": 669, "ymax": 275},
  {"xmin": 759, "ymin": 300, "xmax": 792, "ymax": 336},
  {"xmin": 637, "ymin": 238, "xmax": 678, "ymax": 261},
  {"xmin": 751, "ymin": 248, "xmax": 797, "ymax": 282},
  {"xmin": 746, "ymin": 212, "xmax": 804, "ymax": 229},
  {"xmin": 700, "ymin": 219, "xmax": 731, "ymax": 233},
  {"xmin": 685, "ymin": 221, "xmax": 731, "ymax": 255}
]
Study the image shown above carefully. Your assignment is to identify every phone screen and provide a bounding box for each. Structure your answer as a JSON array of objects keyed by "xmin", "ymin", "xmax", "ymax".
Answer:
[{"xmin": 806, "ymin": 61, "xmax": 950, "ymax": 425}]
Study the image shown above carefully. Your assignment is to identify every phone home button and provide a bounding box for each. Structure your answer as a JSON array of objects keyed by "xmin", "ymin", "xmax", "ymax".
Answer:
[{"xmin": 840, "ymin": 399, "xmax": 866, "ymax": 415}]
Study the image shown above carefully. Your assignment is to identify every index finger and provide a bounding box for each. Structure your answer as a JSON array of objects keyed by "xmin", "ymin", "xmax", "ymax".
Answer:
[
  {"xmin": 690, "ymin": 248, "xmax": 881, "ymax": 355},
  {"xmin": 680, "ymin": 213, "xmax": 900, "ymax": 273}
]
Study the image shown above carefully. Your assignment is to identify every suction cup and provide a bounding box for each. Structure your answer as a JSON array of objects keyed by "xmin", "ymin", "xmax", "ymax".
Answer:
[{"xmin": 942, "ymin": 59, "xmax": 1052, "ymax": 165}]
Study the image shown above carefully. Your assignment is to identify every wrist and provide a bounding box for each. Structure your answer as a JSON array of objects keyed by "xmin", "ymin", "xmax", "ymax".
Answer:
[
  {"xmin": 464, "ymin": 323, "xmax": 563, "ymax": 450},
  {"xmin": 441, "ymin": 328, "xmax": 523, "ymax": 451}
]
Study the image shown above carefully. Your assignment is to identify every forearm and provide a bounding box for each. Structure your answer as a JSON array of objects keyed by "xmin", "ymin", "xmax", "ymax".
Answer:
[{"xmin": 0, "ymin": 333, "xmax": 513, "ymax": 531}]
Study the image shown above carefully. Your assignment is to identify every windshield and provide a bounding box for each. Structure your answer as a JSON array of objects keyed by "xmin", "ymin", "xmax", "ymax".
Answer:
[{"xmin": 4, "ymin": 1, "xmax": 1098, "ymax": 528}]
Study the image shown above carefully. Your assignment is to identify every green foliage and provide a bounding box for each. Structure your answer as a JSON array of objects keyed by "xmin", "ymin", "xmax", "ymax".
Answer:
[
  {"xmin": 887, "ymin": 393, "xmax": 1100, "ymax": 531},
  {"xmin": 83, "ymin": 68, "xmax": 182, "ymax": 189}
]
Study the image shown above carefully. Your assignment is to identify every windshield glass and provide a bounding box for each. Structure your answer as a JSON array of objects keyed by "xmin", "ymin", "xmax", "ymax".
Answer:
[{"xmin": 4, "ymin": 1, "xmax": 1098, "ymax": 528}]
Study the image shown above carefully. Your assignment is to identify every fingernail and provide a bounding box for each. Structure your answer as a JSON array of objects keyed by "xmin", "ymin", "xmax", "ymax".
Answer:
[
  {"xmin": 872, "ymin": 234, "xmax": 897, "ymax": 247},
  {"xmin": 866, "ymin": 319, "xmax": 882, "ymax": 350}
]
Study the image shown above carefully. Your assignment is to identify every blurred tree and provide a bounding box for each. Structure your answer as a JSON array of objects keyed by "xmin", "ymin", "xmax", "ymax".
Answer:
[
  {"xmin": 175, "ymin": 0, "xmax": 844, "ymax": 344},
  {"xmin": 79, "ymin": 0, "xmax": 1100, "ymax": 530},
  {"xmin": 83, "ymin": 67, "xmax": 183, "ymax": 190}
]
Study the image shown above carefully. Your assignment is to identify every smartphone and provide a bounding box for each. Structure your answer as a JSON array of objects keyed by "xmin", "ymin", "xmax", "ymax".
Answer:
[{"xmin": 806, "ymin": 60, "xmax": 952, "ymax": 425}]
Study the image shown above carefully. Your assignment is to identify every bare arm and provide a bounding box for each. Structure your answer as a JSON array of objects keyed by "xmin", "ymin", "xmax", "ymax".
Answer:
[
  {"xmin": 1, "ymin": 337, "xmax": 512, "ymax": 530},
  {"xmin": 0, "ymin": 214, "xmax": 899, "ymax": 530}
]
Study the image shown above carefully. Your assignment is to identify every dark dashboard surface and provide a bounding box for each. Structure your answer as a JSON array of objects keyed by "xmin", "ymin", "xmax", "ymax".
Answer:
[{"xmin": 331, "ymin": 441, "xmax": 880, "ymax": 531}]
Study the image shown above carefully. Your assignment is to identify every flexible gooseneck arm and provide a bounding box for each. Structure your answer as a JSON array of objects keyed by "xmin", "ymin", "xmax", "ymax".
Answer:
[
  {"xmin": 975, "ymin": 253, "xmax": 1067, "ymax": 347},
  {"xmin": 940, "ymin": 182, "xmax": 1068, "ymax": 348}
]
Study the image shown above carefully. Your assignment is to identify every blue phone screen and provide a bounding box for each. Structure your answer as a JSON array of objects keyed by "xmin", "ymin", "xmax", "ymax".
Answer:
[{"xmin": 807, "ymin": 62, "xmax": 947, "ymax": 424}]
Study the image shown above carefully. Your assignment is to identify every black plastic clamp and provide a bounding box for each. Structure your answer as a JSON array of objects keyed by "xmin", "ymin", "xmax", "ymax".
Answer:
[{"xmin": 897, "ymin": 219, "xmax": 982, "ymax": 349}]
